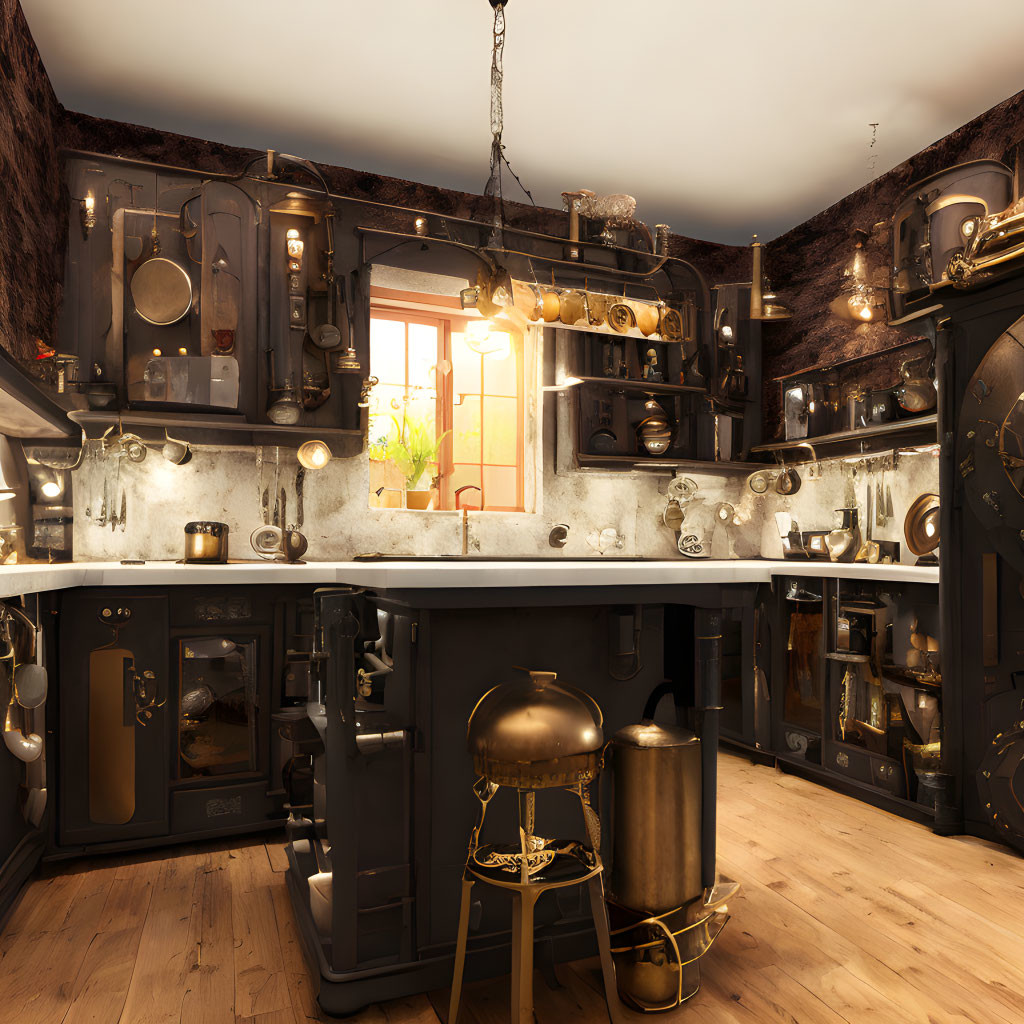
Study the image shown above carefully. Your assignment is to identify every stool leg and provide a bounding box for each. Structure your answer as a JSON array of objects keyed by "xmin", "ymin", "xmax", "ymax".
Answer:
[
  {"xmin": 447, "ymin": 877, "xmax": 475, "ymax": 1024},
  {"xmin": 586, "ymin": 873, "xmax": 644, "ymax": 1024},
  {"xmin": 510, "ymin": 887, "xmax": 539, "ymax": 1024}
]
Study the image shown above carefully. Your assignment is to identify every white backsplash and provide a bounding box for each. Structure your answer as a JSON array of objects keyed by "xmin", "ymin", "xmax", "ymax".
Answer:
[{"xmin": 70, "ymin": 326, "xmax": 938, "ymax": 564}]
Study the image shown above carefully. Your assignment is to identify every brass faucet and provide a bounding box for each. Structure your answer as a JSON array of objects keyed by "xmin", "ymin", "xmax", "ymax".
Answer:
[{"xmin": 455, "ymin": 485, "xmax": 482, "ymax": 556}]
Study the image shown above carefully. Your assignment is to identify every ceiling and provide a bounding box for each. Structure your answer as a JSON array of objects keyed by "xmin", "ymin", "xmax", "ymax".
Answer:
[{"xmin": 21, "ymin": 0, "xmax": 1024, "ymax": 244}]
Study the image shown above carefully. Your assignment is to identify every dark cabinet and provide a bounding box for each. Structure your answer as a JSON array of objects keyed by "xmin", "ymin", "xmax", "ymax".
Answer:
[
  {"xmin": 55, "ymin": 585, "xmax": 313, "ymax": 853},
  {"xmin": 723, "ymin": 575, "xmax": 942, "ymax": 823},
  {"xmin": 59, "ymin": 593, "xmax": 170, "ymax": 845}
]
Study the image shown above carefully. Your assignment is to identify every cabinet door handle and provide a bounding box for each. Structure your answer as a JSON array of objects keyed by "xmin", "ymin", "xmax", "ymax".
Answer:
[{"xmin": 129, "ymin": 665, "xmax": 165, "ymax": 726}]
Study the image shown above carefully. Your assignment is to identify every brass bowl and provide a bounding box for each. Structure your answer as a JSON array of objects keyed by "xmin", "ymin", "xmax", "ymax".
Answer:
[
  {"xmin": 636, "ymin": 304, "xmax": 660, "ymax": 337},
  {"xmin": 541, "ymin": 291, "xmax": 561, "ymax": 323},
  {"xmin": 559, "ymin": 290, "xmax": 586, "ymax": 326}
]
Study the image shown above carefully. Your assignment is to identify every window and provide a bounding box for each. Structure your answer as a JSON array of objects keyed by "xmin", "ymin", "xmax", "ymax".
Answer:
[{"xmin": 367, "ymin": 289, "xmax": 526, "ymax": 511}]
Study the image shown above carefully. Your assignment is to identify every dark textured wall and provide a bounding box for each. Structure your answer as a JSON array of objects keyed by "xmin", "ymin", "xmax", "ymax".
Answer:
[
  {"xmin": 762, "ymin": 87, "xmax": 1024, "ymax": 437},
  {"xmin": 59, "ymin": 109, "xmax": 750, "ymax": 281},
  {"xmin": 0, "ymin": 0, "xmax": 65, "ymax": 364}
]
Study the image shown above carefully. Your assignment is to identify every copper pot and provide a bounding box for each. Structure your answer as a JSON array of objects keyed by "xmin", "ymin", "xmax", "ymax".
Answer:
[{"xmin": 183, "ymin": 521, "xmax": 229, "ymax": 563}]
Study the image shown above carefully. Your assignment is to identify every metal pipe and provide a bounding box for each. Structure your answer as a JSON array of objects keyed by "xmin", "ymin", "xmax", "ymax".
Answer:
[
  {"xmin": 483, "ymin": 244, "xmax": 672, "ymax": 280},
  {"xmin": 695, "ymin": 607, "xmax": 722, "ymax": 889},
  {"xmin": 359, "ymin": 226, "xmax": 498, "ymax": 273},
  {"xmin": 749, "ymin": 236, "xmax": 764, "ymax": 320},
  {"xmin": 355, "ymin": 728, "xmax": 408, "ymax": 754}
]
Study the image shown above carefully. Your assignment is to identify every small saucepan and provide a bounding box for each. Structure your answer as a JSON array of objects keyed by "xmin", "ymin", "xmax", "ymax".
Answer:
[{"xmin": 183, "ymin": 521, "xmax": 229, "ymax": 563}]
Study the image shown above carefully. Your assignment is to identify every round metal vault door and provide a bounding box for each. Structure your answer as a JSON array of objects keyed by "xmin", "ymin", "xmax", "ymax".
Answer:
[{"xmin": 959, "ymin": 313, "xmax": 1024, "ymax": 574}]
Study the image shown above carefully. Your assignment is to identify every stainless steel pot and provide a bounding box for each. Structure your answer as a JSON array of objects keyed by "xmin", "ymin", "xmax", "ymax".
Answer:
[{"xmin": 183, "ymin": 521, "xmax": 229, "ymax": 563}]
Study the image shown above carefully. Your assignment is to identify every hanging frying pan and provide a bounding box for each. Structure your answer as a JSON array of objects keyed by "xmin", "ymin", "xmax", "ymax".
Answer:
[
  {"xmin": 130, "ymin": 256, "xmax": 193, "ymax": 326},
  {"xmin": 904, "ymin": 492, "xmax": 940, "ymax": 557}
]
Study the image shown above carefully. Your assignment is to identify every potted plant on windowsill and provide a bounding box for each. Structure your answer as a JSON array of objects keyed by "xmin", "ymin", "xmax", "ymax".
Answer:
[{"xmin": 386, "ymin": 415, "xmax": 448, "ymax": 510}]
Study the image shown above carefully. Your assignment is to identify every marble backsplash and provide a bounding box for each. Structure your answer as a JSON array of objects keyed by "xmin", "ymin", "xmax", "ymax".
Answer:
[{"xmin": 70, "ymin": 425, "xmax": 938, "ymax": 565}]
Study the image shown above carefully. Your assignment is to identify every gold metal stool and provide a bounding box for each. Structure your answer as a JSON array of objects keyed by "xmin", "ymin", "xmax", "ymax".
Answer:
[{"xmin": 449, "ymin": 669, "xmax": 615, "ymax": 1024}]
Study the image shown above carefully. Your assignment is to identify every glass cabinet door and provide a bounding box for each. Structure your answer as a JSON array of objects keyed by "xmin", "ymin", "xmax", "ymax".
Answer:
[{"xmin": 178, "ymin": 637, "xmax": 257, "ymax": 778}]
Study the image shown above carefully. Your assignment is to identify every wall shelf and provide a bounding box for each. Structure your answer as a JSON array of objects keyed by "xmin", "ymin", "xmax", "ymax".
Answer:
[
  {"xmin": 572, "ymin": 375, "xmax": 708, "ymax": 396},
  {"xmin": 750, "ymin": 414, "xmax": 938, "ymax": 459},
  {"xmin": 68, "ymin": 409, "xmax": 364, "ymax": 448},
  {"xmin": 575, "ymin": 452, "xmax": 761, "ymax": 472}
]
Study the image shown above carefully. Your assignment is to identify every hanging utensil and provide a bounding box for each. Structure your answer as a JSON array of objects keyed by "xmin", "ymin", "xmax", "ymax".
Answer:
[
  {"xmin": 776, "ymin": 465, "xmax": 801, "ymax": 494},
  {"xmin": 896, "ymin": 355, "xmax": 937, "ymax": 414},
  {"xmin": 855, "ymin": 487, "xmax": 881, "ymax": 563}
]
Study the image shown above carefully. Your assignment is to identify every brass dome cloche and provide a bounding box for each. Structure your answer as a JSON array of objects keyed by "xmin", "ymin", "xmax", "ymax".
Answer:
[{"xmin": 467, "ymin": 670, "xmax": 604, "ymax": 789}]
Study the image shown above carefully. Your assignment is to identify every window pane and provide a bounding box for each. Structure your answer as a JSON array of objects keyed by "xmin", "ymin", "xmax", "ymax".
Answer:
[
  {"xmin": 451, "ymin": 330, "xmax": 482, "ymax": 395},
  {"xmin": 451, "ymin": 465, "xmax": 482, "ymax": 508},
  {"xmin": 403, "ymin": 396, "xmax": 436, "ymax": 437},
  {"xmin": 368, "ymin": 383, "xmax": 407, "ymax": 447},
  {"xmin": 370, "ymin": 318, "xmax": 406, "ymax": 386},
  {"xmin": 483, "ymin": 465, "xmax": 518, "ymax": 509},
  {"xmin": 453, "ymin": 394, "xmax": 481, "ymax": 463},
  {"xmin": 482, "ymin": 396, "xmax": 518, "ymax": 465},
  {"xmin": 483, "ymin": 342, "xmax": 518, "ymax": 397},
  {"xmin": 408, "ymin": 322, "xmax": 439, "ymax": 391}
]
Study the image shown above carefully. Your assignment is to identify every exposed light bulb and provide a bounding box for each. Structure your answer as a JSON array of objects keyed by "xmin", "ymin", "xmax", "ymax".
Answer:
[
  {"xmin": 40, "ymin": 479, "xmax": 62, "ymax": 499},
  {"xmin": 80, "ymin": 193, "xmax": 96, "ymax": 239},
  {"xmin": 297, "ymin": 439, "xmax": 332, "ymax": 470},
  {"xmin": 847, "ymin": 292, "xmax": 875, "ymax": 322}
]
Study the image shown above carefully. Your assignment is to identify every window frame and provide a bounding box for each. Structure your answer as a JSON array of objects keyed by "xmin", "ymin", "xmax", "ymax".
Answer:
[{"xmin": 369, "ymin": 288, "xmax": 525, "ymax": 512}]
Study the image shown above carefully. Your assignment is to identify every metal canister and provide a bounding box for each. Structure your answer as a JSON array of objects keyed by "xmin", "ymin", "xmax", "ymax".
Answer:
[
  {"xmin": 608, "ymin": 721, "xmax": 707, "ymax": 1011},
  {"xmin": 609, "ymin": 721, "xmax": 701, "ymax": 914}
]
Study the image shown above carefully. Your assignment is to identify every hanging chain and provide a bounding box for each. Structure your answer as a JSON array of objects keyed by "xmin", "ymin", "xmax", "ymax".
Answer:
[
  {"xmin": 483, "ymin": 1, "xmax": 534, "ymax": 245},
  {"xmin": 484, "ymin": 2, "xmax": 505, "ymax": 203}
]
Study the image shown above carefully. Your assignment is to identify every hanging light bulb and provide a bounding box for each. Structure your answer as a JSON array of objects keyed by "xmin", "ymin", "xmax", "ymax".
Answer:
[
  {"xmin": 847, "ymin": 289, "xmax": 876, "ymax": 321},
  {"xmin": 80, "ymin": 194, "xmax": 96, "ymax": 239},
  {"xmin": 297, "ymin": 439, "xmax": 332, "ymax": 470},
  {"xmin": 464, "ymin": 319, "xmax": 511, "ymax": 359},
  {"xmin": 832, "ymin": 239, "xmax": 883, "ymax": 322}
]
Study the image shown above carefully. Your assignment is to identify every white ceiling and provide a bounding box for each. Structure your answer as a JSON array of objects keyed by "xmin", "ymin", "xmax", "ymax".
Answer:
[{"xmin": 21, "ymin": 0, "xmax": 1024, "ymax": 244}]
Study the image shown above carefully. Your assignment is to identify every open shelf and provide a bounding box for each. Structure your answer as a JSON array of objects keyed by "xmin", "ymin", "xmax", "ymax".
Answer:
[
  {"xmin": 750, "ymin": 413, "xmax": 938, "ymax": 458},
  {"xmin": 571, "ymin": 375, "xmax": 708, "ymax": 396},
  {"xmin": 575, "ymin": 452, "xmax": 762, "ymax": 472},
  {"xmin": 68, "ymin": 409, "xmax": 364, "ymax": 443}
]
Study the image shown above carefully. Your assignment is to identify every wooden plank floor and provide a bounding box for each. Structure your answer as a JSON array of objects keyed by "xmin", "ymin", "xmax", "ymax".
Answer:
[{"xmin": 2, "ymin": 752, "xmax": 1022, "ymax": 1023}]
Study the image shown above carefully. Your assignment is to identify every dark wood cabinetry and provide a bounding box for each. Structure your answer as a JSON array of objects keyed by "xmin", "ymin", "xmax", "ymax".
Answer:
[
  {"xmin": 722, "ymin": 575, "xmax": 942, "ymax": 822},
  {"xmin": 54, "ymin": 585, "xmax": 314, "ymax": 854}
]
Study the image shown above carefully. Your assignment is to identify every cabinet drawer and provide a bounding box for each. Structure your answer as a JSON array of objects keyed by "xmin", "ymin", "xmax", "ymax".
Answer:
[{"xmin": 170, "ymin": 780, "xmax": 283, "ymax": 834}]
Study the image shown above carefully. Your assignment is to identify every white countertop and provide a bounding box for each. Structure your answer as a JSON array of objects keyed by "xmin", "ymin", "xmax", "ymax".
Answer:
[{"xmin": 0, "ymin": 558, "xmax": 939, "ymax": 600}]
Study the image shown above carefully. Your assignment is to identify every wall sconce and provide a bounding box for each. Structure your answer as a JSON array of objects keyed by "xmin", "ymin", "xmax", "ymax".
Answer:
[
  {"xmin": 161, "ymin": 431, "xmax": 192, "ymax": 465},
  {"xmin": 39, "ymin": 473, "xmax": 63, "ymax": 500},
  {"xmin": 297, "ymin": 439, "xmax": 332, "ymax": 470},
  {"xmin": 832, "ymin": 240, "xmax": 885, "ymax": 323},
  {"xmin": 749, "ymin": 235, "xmax": 792, "ymax": 320},
  {"xmin": 79, "ymin": 194, "xmax": 96, "ymax": 239}
]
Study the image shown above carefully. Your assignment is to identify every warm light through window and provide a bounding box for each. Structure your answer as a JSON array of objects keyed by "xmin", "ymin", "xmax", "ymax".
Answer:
[{"xmin": 367, "ymin": 299, "xmax": 524, "ymax": 512}]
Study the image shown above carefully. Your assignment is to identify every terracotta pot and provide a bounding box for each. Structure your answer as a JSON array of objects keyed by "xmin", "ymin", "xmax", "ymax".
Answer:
[{"xmin": 406, "ymin": 490, "xmax": 433, "ymax": 510}]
